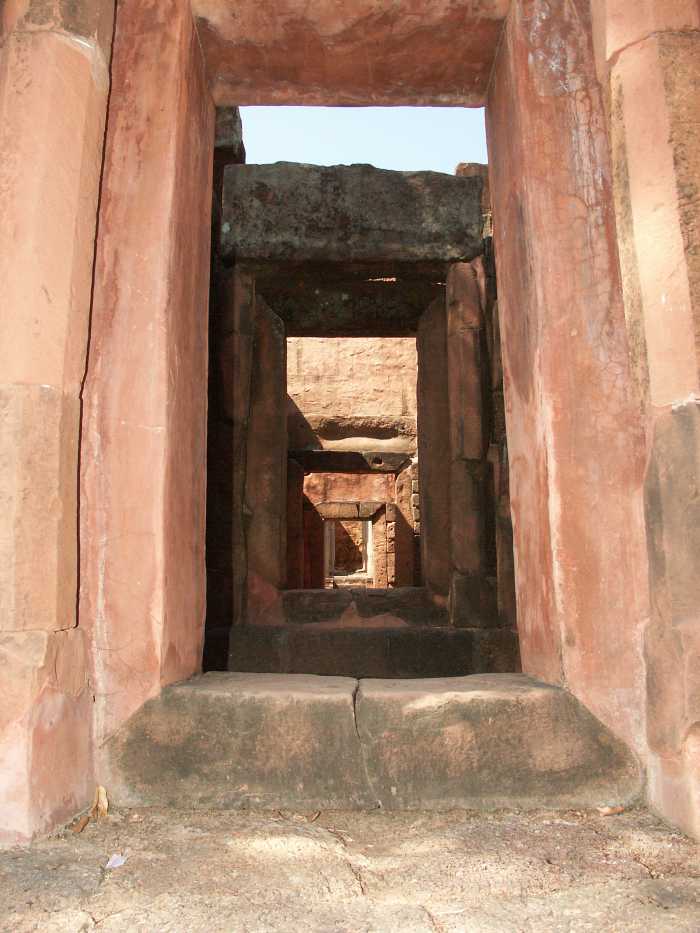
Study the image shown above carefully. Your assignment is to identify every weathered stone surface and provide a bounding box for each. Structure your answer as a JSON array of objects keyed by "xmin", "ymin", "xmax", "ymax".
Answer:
[
  {"xmin": 285, "ymin": 458, "xmax": 305, "ymax": 591},
  {"xmin": 102, "ymin": 673, "xmax": 374, "ymax": 809},
  {"xmin": 487, "ymin": 0, "xmax": 649, "ymax": 754},
  {"xmin": 417, "ymin": 298, "xmax": 450, "ymax": 598},
  {"xmin": 456, "ymin": 162, "xmax": 491, "ymax": 216},
  {"xmin": 1, "ymin": 0, "xmax": 115, "ymax": 64},
  {"xmin": 316, "ymin": 501, "xmax": 383, "ymax": 521},
  {"xmin": 192, "ymin": 0, "xmax": 510, "ymax": 106},
  {"xmin": 447, "ymin": 262, "xmax": 484, "ymax": 460},
  {"xmin": 0, "ymin": 0, "xmax": 111, "ymax": 843},
  {"xmin": 287, "ymin": 336, "xmax": 417, "ymax": 453},
  {"xmin": 226, "ymin": 622, "xmax": 519, "ymax": 679},
  {"xmin": 221, "ymin": 163, "xmax": 483, "ymax": 263},
  {"xmin": 644, "ymin": 400, "xmax": 700, "ymax": 839},
  {"xmin": 304, "ymin": 471, "xmax": 395, "ymax": 506},
  {"xmin": 0, "ymin": 387, "xmax": 79, "ymax": 632},
  {"xmin": 0, "ymin": 28, "xmax": 109, "ymax": 395},
  {"xmin": 286, "ymin": 587, "xmax": 448, "ymax": 628},
  {"xmin": 255, "ymin": 261, "xmax": 443, "ymax": 337},
  {"xmin": 214, "ymin": 105, "xmax": 244, "ymax": 158},
  {"xmin": 80, "ymin": 0, "xmax": 214, "ymax": 746},
  {"xmin": 244, "ymin": 300, "xmax": 287, "ymax": 624},
  {"xmin": 0, "ymin": 629, "xmax": 91, "ymax": 844},
  {"xmin": 357, "ymin": 675, "xmax": 642, "ymax": 810},
  {"xmin": 3, "ymin": 807, "xmax": 699, "ymax": 933},
  {"xmin": 103, "ymin": 672, "xmax": 640, "ymax": 812},
  {"xmin": 394, "ymin": 462, "xmax": 416, "ymax": 587},
  {"xmin": 291, "ymin": 450, "xmax": 411, "ymax": 474},
  {"xmin": 610, "ymin": 30, "xmax": 700, "ymax": 408}
]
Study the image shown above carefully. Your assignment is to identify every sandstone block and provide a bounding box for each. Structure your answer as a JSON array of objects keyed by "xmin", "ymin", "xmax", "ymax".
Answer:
[
  {"xmin": 80, "ymin": 0, "xmax": 214, "ymax": 745},
  {"xmin": 449, "ymin": 460, "xmax": 485, "ymax": 578},
  {"xmin": 221, "ymin": 164, "xmax": 483, "ymax": 263},
  {"xmin": 0, "ymin": 29, "xmax": 108, "ymax": 394},
  {"xmin": 356, "ymin": 675, "xmax": 642, "ymax": 810},
  {"xmin": 417, "ymin": 298, "xmax": 450, "ymax": 597},
  {"xmin": 103, "ymin": 672, "xmax": 375, "ymax": 809},
  {"xmin": 611, "ymin": 32, "xmax": 700, "ymax": 406},
  {"xmin": 643, "ymin": 401, "xmax": 700, "ymax": 839},
  {"xmin": 214, "ymin": 106, "xmax": 244, "ymax": 158},
  {"xmin": 228, "ymin": 623, "xmax": 518, "ymax": 679},
  {"xmin": 261, "ymin": 264, "xmax": 440, "ymax": 338},
  {"xmin": 2, "ymin": 0, "xmax": 115, "ymax": 63},
  {"xmin": 102, "ymin": 672, "xmax": 641, "ymax": 813},
  {"xmin": 0, "ymin": 386, "xmax": 78, "ymax": 632},
  {"xmin": 244, "ymin": 300, "xmax": 287, "ymax": 619},
  {"xmin": 0, "ymin": 629, "xmax": 91, "ymax": 844},
  {"xmin": 193, "ymin": 0, "xmax": 509, "ymax": 106}
]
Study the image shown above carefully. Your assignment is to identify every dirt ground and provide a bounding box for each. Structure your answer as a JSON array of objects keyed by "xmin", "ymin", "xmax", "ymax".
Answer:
[{"xmin": 1, "ymin": 807, "xmax": 698, "ymax": 932}]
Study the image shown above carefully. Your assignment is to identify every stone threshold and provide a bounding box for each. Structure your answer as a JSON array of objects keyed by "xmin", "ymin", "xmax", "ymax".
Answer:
[{"xmin": 101, "ymin": 673, "xmax": 642, "ymax": 813}]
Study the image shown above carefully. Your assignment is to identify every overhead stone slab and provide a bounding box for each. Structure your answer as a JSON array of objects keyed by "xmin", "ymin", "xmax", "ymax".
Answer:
[
  {"xmin": 252, "ymin": 261, "xmax": 445, "ymax": 337},
  {"xmin": 192, "ymin": 0, "xmax": 510, "ymax": 107},
  {"xmin": 221, "ymin": 163, "xmax": 484, "ymax": 263},
  {"xmin": 289, "ymin": 449, "xmax": 411, "ymax": 474}
]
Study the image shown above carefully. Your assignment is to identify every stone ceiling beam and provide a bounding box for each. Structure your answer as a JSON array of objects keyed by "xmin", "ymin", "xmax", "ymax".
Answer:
[
  {"xmin": 250, "ymin": 261, "xmax": 445, "ymax": 337},
  {"xmin": 221, "ymin": 163, "xmax": 483, "ymax": 263},
  {"xmin": 191, "ymin": 0, "xmax": 511, "ymax": 106},
  {"xmin": 290, "ymin": 450, "xmax": 411, "ymax": 474}
]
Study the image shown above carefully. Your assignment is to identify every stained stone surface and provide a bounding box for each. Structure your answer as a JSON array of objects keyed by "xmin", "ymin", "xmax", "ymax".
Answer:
[
  {"xmin": 1, "ymin": 806, "xmax": 698, "ymax": 932},
  {"xmin": 220, "ymin": 163, "xmax": 483, "ymax": 262},
  {"xmin": 192, "ymin": 0, "xmax": 510, "ymax": 106},
  {"xmin": 102, "ymin": 673, "xmax": 640, "ymax": 812}
]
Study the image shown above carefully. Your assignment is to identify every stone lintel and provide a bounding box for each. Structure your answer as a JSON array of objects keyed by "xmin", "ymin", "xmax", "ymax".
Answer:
[
  {"xmin": 290, "ymin": 450, "xmax": 411, "ymax": 474},
  {"xmin": 316, "ymin": 501, "xmax": 384, "ymax": 520},
  {"xmin": 250, "ymin": 260, "xmax": 445, "ymax": 336},
  {"xmin": 221, "ymin": 163, "xmax": 483, "ymax": 263}
]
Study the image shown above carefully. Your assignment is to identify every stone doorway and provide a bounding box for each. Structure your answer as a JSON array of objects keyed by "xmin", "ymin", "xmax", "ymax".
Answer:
[
  {"xmin": 4, "ymin": 0, "xmax": 698, "ymax": 843},
  {"xmin": 202, "ymin": 147, "xmax": 520, "ymax": 679}
]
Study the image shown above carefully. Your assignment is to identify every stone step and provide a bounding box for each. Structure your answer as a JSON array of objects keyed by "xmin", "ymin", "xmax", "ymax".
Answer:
[
  {"xmin": 218, "ymin": 622, "xmax": 520, "ymax": 679},
  {"xmin": 282, "ymin": 586, "xmax": 450, "ymax": 626},
  {"xmin": 103, "ymin": 673, "xmax": 642, "ymax": 812}
]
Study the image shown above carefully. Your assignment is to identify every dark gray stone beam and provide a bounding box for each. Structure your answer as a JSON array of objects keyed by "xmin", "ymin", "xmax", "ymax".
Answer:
[
  {"xmin": 289, "ymin": 450, "xmax": 411, "ymax": 474},
  {"xmin": 253, "ymin": 261, "xmax": 444, "ymax": 337},
  {"xmin": 221, "ymin": 163, "xmax": 483, "ymax": 263}
]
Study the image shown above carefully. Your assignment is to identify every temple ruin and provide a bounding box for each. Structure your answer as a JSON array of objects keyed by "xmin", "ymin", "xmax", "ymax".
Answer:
[{"xmin": 1, "ymin": 0, "xmax": 699, "ymax": 925}]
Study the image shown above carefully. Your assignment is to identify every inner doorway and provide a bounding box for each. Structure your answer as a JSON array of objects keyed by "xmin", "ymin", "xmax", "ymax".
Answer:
[{"xmin": 202, "ymin": 107, "xmax": 519, "ymax": 679}]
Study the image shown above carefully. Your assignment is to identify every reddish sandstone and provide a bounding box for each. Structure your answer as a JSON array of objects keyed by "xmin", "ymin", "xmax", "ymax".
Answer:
[{"xmin": 192, "ymin": 0, "xmax": 510, "ymax": 106}]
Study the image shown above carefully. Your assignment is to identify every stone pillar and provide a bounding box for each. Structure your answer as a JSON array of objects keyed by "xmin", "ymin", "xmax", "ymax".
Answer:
[
  {"xmin": 241, "ymin": 299, "xmax": 288, "ymax": 627},
  {"xmin": 487, "ymin": 0, "xmax": 649, "ymax": 756},
  {"xmin": 81, "ymin": 0, "xmax": 215, "ymax": 750},
  {"xmin": 372, "ymin": 508, "xmax": 389, "ymax": 588},
  {"xmin": 593, "ymin": 1, "xmax": 700, "ymax": 838},
  {"xmin": 0, "ymin": 0, "xmax": 113, "ymax": 843},
  {"xmin": 303, "ymin": 499, "xmax": 325, "ymax": 589},
  {"xmin": 446, "ymin": 262, "xmax": 494, "ymax": 626},
  {"xmin": 394, "ymin": 465, "xmax": 416, "ymax": 586},
  {"xmin": 221, "ymin": 269, "xmax": 256, "ymax": 629},
  {"xmin": 204, "ymin": 109, "xmax": 247, "ymax": 663},
  {"xmin": 417, "ymin": 298, "xmax": 450, "ymax": 601},
  {"xmin": 286, "ymin": 458, "xmax": 306, "ymax": 590}
]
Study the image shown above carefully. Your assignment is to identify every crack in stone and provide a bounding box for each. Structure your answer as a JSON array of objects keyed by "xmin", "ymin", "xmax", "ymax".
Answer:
[
  {"xmin": 352, "ymin": 678, "xmax": 382, "ymax": 810},
  {"xmin": 421, "ymin": 906, "xmax": 446, "ymax": 933},
  {"xmin": 347, "ymin": 860, "xmax": 369, "ymax": 896}
]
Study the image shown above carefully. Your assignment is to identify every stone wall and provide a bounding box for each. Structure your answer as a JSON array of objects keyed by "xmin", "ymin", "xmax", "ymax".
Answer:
[
  {"xmin": 81, "ymin": 0, "xmax": 214, "ymax": 757},
  {"xmin": 0, "ymin": 0, "xmax": 113, "ymax": 844},
  {"xmin": 589, "ymin": 0, "xmax": 700, "ymax": 840},
  {"xmin": 287, "ymin": 337, "xmax": 418, "ymax": 452},
  {"xmin": 487, "ymin": 0, "xmax": 649, "ymax": 757}
]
